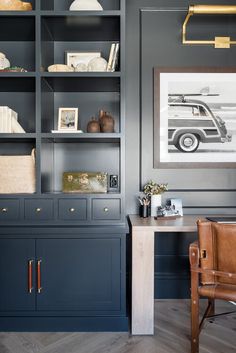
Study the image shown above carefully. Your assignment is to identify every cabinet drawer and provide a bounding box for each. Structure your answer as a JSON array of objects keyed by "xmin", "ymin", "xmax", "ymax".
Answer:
[
  {"xmin": 24, "ymin": 199, "xmax": 54, "ymax": 220},
  {"xmin": 58, "ymin": 199, "xmax": 87, "ymax": 220},
  {"xmin": 92, "ymin": 199, "xmax": 121, "ymax": 220},
  {"xmin": 0, "ymin": 199, "xmax": 19, "ymax": 221}
]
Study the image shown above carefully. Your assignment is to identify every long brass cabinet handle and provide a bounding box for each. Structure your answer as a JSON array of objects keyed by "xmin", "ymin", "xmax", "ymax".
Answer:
[
  {"xmin": 28, "ymin": 260, "xmax": 33, "ymax": 294},
  {"xmin": 37, "ymin": 260, "xmax": 42, "ymax": 294}
]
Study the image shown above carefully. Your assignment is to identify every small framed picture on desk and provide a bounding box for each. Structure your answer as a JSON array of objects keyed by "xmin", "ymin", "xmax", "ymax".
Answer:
[{"xmin": 168, "ymin": 198, "xmax": 183, "ymax": 216}]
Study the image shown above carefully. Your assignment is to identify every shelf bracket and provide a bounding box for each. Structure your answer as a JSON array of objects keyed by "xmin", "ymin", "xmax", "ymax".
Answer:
[{"xmin": 182, "ymin": 5, "xmax": 236, "ymax": 49}]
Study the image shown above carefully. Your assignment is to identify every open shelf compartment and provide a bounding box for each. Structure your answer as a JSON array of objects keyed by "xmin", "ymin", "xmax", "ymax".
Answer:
[
  {"xmin": 41, "ymin": 15, "xmax": 120, "ymax": 72},
  {"xmin": 0, "ymin": 16, "xmax": 35, "ymax": 72},
  {"xmin": 0, "ymin": 77, "xmax": 36, "ymax": 133},
  {"xmin": 41, "ymin": 76, "xmax": 120, "ymax": 133},
  {"xmin": 41, "ymin": 141, "xmax": 120, "ymax": 194}
]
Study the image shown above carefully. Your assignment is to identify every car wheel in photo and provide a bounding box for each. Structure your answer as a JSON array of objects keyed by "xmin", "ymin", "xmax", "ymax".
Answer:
[{"xmin": 175, "ymin": 133, "xmax": 200, "ymax": 153}]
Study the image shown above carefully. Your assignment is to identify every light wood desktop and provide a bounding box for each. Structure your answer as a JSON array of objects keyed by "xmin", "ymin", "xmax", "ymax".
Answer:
[{"xmin": 129, "ymin": 214, "xmax": 203, "ymax": 335}]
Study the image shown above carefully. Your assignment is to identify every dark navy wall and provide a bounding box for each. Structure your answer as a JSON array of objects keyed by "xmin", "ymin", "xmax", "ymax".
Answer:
[
  {"xmin": 126, "ymin": 0, "xmax": 236, "ymax": 215},
  {"xmin": 125, "ymin": 0, "xmax": 236, "ymax": 298}
]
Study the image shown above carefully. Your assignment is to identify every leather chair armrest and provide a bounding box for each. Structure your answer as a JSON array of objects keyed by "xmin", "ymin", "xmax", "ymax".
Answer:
[{"xmin": 189, "ymin": 241, "xmax": 200, "ymax": 268}]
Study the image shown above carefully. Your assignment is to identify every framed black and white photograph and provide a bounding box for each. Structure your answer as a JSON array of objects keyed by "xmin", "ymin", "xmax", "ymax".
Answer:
[
  {"xmin": 154, "ymin": 67, "xmax": 236, "ymax": 168},
  {"xmin": 66, "ymin": 51, "xmax": 101, "ymax": 71},
  {"xmin": 58, "ymin": 108, "xmax": 78, "ymax": 131}
]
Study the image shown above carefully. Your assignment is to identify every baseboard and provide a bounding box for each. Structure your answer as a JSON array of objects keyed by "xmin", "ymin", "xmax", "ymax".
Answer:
[{"xmin": 0, "ymin": 316, "xmax": 129, "ymax": 332}]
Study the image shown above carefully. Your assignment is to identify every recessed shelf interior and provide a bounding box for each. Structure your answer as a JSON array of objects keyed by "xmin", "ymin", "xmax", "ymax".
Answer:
[
  {"xmin": 0, "ymin": 78, "xmax": 36, "ymax": 133},
  {"xmin": 41, "ymin": 16, "xmax": 120, "ymax": 71},
  {"xmin": 0, "ymin": 17, "xmax": 35, "ymax": 72},
  {"xmin": 41, "ymin": 77, "xmax": 120, "ymax": 132},
  {"xmin": 0, "ymin": 141, "xmax": 35, "ymax": 155},
  {"xmin": 41, "ymin": 0, "xmax": 120, "ymax": 11},
  {"xmin": 41, "ymin": 141, "xmax": 120, "ymax": 193}
]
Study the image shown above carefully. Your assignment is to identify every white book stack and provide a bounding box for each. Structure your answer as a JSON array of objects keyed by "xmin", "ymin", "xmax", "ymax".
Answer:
[{"xmin": 0, "ymin": 106, "xmax": 25, "ymax": 133}]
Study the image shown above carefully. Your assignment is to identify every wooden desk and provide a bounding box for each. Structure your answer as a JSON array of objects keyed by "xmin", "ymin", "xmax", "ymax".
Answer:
[{"xmin": 129, "ymin": 214, "xmax": 202, "ymax": 335}]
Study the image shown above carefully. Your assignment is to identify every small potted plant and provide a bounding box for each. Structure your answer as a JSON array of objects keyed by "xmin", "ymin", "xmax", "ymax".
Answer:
[{"xmin": 143, "ymin": 180, "xmax": 168, "ymax": 217}]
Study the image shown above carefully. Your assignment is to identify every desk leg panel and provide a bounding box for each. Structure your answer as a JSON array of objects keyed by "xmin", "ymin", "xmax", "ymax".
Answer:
[{"xmin": 132, "ymin": 229, "xmax": 154, "ymax": 335}]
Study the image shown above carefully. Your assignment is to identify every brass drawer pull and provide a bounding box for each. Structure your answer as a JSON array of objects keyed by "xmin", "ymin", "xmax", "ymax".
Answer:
[
  {"xmin": 36, "ymin": 208, "xmax": 42, "ymax": 213},
  {"xmin": 1, "ymin": 208, "xmax": 8, "ymax": 213},
  {"xmin": 28, "ymin": 260, "xmax": 33, "ymax": 294},
  {"xmin": 37, "ymin": 260, "xmax": 42, "ymax": 294},
  {"xmin": 69, "ymin": 208, "xmax": 75, "ymax": 213},
  {"xmin": 104, "ymin": 207, "xmax": 109, "ymax": 213}
]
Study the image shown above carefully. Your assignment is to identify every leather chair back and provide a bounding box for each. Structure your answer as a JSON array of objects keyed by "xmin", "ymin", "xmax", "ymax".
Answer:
[{"xmin": 197, "ymin": 220, "xmax": 236, "ymax": 285}]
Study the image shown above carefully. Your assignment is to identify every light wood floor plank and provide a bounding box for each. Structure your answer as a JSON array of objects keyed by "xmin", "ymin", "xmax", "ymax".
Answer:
[{"xmin": 0, "ymin": 300, "xmax": 235, "ymax": 353}]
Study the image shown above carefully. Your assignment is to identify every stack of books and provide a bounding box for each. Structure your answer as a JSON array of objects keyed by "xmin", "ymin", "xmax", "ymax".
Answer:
[
  {"xmin": 0, "ymin": 106, "xmax": 25, "ymax": 133},
  {"xmin": 107, "ymin": 43, "xmax": 120, "ymax": 72}
]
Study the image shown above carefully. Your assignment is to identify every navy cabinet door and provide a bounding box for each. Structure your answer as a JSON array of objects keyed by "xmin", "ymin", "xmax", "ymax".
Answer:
[
  {"xmin": 0, "ymin": 239, "xmax": 35, "ymax": 311},
  {"xmin": 36, "ymin": 238, "xmax": 121, "ymax": 312}
]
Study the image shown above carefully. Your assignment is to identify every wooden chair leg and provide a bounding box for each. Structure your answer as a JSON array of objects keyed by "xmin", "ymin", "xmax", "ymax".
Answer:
[
  {"xmin": 191, "ymin": 271, "xmax": 199, "ymax": 353},
  {"xmin": 208, "ymin": 299, "xmax": 215, "ymax": 317}
]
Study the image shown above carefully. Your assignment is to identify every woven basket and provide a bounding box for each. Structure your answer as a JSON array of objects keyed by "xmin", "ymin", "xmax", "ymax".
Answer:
[{"xmin": 0, "ymin": 149, "xmax": 36, "ymax": 194}]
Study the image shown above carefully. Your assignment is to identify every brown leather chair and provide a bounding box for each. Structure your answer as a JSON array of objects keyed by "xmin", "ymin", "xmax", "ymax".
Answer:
[{"xmin": 189, "ymin": 220, "xmax": 236, "ymax": 353}]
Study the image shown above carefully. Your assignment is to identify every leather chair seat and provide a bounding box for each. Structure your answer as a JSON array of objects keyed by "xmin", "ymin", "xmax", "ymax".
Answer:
[{"xmin": 199, "ymin": 283, "xmax": 236, "ymax": 301}]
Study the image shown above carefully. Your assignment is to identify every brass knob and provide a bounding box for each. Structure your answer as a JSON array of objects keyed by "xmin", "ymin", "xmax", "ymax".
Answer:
[
  {"xmin": 69, "ymin": 208, "xmax": 75, "ymax": 213},
  {"xmin": 1, "ymin": 208, "xmax": 8, "ymax": 213},
  {"xmin": 104, "ymin": 207, "xmax": 109, "ymax": 213},
  {"xmin": 36, "ymin": 208, "xmax": 42, "ymax": 213}
]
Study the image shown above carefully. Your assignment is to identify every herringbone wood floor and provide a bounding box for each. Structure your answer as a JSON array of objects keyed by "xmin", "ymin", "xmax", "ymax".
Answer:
[{"xmin": 0, "ymin": 300, "xmax": 235, "ymax": 353}]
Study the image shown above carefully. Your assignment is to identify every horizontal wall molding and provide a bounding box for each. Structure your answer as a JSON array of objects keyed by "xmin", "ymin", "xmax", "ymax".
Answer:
[{"xmin": 163, "ymin": 191, "xmax": 236, "ymax": 207}]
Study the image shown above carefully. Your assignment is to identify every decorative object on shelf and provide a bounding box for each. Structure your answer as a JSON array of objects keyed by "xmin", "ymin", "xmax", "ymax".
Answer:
[
  {"xmin": 0, "ymin": 0, "xmax": 32, "ymax": 11},
  {"xmin": 143, "ymin": 180, "xmax": 168, "ymax": 217},
  {"xmin": 66, "ymin": 51, "xmax": 101, "ymax": 71},
  {"xmin": 63, "ymin": 172, "xmax": 108, "ymax": 193},
  {"xmin": 88, "ymin": 57, "xmax": 108, "ymax": 72},
  {"xmin": 69, "ymin": 0, "xmax": 103, "ymax": 11},
  {"xmin": 0, "ymin": 106, "xmax": 25, "ymax": 133},
  {"xmin": 48, "ymin": 64, "xmax": 74, "ymax": 72},
  {"xmin": 0, "ymin": 149, "xmax": 36, "ymax": 194},
  {"xmin": 87, "ymin": 117, "xmax": 100, "ymax": 133},
  {"xmin": 0, "ymin": 53, "xmax": 10, "ymax": 70},
  {"xmin": 183, "ymin": 5, "xmax": 236, "ymax": 49},
  {"xmin": 99, "ymin": 110, "xmax": 115, "ymax": 133},
  {"xmin": 154, "ymin": 67, "xmax": 234, "ymax": 169},
  {"xmin": 0, "ymin": 66, "xmax": 27, "ymax": 72},
  {"xmin": 107, "ymin": 43, "xmax": 119, "ymax": 72},
  {"xmin": 58, "ymin": 108, "xmax": 79, "ymax": 132},
  {"xmin": 75, "ymin": 63, "xmax": 87, "ymax": 72}
]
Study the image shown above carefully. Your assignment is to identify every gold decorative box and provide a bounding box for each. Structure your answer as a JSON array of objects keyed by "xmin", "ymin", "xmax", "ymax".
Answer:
[{"xmin": 63, "ymin": 172, "xmax": 108, "ymax": 193}]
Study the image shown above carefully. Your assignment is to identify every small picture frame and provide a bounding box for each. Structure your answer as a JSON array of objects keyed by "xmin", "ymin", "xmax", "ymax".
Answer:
[
  {"xmin": 58, "ymin": 108, "xmax": 78, "ymax": 131},
  {"xmin": 66, "ymin": 51, "xmax": 101, "ymax": 70},
  {"xmin": 168, "ymin": 198, "xmax": 183, "ymax": 216}
]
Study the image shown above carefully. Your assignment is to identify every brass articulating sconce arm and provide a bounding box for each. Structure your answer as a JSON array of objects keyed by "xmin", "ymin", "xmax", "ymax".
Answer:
[{"xmin": 182, "ymin": 5, "xmax": 236, "ymax": 48}]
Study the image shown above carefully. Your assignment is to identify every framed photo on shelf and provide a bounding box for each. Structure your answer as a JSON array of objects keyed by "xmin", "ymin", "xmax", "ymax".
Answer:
[
  {"xmin": 65, "ymin": 51, "xmax": 101, "ymax": 70},
  {"xmin": 58, "ymin": 108, "xmax": 78, "ymax": 131},
  {"xmin": 154, "ymin": 67, "xmax": 236, "ymax": 168}
]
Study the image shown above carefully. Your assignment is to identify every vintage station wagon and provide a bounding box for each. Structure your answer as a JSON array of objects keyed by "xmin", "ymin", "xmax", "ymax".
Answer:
[{"xmin": 168, "ymin": 97, "xmax": 232, "ymax": 152}]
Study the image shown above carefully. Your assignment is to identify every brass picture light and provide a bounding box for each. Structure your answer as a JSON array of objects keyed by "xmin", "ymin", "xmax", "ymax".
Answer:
[{"xmin": 182, "ymin": 5, "xmax": 236, "ymax": 48}]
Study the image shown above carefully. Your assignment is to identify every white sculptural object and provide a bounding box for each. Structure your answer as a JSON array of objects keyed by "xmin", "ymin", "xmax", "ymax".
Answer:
[
  {"xmin": 48, "ymin": 64, "xmax": 74, "ymax": 72},
  {"xmin": 75, "ymin": 63, "xmax": 87, "ymax": 72},
  {"xmin": 0, "ymin": 53, "xmax": 10, "ymax": 70},
  {"xmin": 88, "ymin": 57, "xmax": 108, "ymax": 72},
  {"xmin": 69, "ymin": 0, "xmax": 103, "ymax": 11}
]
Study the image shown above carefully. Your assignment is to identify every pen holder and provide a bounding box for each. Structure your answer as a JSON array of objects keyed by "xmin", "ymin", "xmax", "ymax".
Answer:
[{"xmin": 140, "ymin": 205, "xmax": 149, "ymax": 218}]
